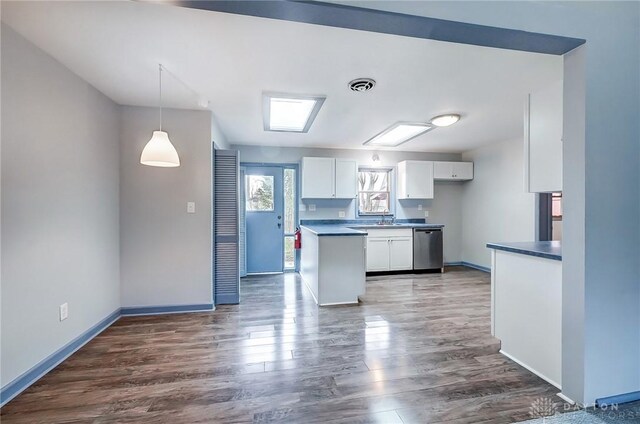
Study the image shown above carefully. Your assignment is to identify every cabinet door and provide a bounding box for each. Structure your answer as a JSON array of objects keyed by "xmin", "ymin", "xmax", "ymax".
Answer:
[
  {"xmin": 366, "ymin": 237, "xmax": 390, "ymax": 272},
  {"xmin": 398, "ymin": 161, "xmax": 434, "ymax": 199},
  {"xmin": 389, "ymin": 237, "xmax": 413, "ymax": 270},
  {"xmin": 301, "ymin": 157, "xmax": 335, "ymax": 198},
  {"xmin": 335, "ymin": 159, "xmax": 357, "ymax": 199},
  {"xmin": 433, "ymin": 162, "xmax": 454, "ymax": 179},
  {"xmin": 525, "ymin": 80, "xmax": 563, "ymax": 193},
  {"xmin": 452, "ymin": 162, "xmax": 474, "ymax": 180}
]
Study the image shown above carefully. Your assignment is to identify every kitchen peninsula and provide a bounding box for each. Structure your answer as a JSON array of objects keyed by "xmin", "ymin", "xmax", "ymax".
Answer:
[{"xmin": 487, "ymin": 241, "xmax": 563, "ymax": 389}]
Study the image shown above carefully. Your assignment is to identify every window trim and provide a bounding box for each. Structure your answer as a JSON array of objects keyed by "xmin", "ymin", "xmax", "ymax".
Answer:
[{"xmin": 357, "ymin": 167, "xmax": 394, "ymax": 216}]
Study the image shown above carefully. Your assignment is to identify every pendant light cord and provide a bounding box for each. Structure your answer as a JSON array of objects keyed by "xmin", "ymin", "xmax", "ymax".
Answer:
[{"xmin": 158, "ymin": 63, "xmax": 163, "ymax": 131}]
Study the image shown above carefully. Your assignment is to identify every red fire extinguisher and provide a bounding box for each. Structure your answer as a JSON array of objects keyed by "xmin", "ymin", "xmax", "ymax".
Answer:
[{"xmin": 294, "ymin": 227, "xmax": 302, "ymax": 249}]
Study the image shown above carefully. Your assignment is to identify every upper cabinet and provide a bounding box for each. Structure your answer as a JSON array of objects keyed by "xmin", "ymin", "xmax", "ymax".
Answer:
[
  {"xmin": 434, "ymin": 162, "xmax": 474, "ymax": 181},
  {"xmin": 397, "ymin": 160, "xmax": 434, "ymax": 199},
  {"xmin": 301, "ymin": 157, "xmax": 357, "ymax": 199},
  {"xmin": 525, "ymin": 80, "xmax": 563, "ymax": 193},
  {"xmin": 334, "ymin": 158, "xmax": 358, "ymax": 199}
]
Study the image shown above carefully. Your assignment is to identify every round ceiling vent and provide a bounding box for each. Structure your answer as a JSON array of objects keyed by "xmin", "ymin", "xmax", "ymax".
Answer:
[{"xmin": 348, "ymin": 78, "xmax": 376, "ymax": 92}]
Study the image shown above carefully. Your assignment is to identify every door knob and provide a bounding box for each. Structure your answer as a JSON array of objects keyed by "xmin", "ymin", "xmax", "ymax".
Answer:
[
  {"xmin": 278, "ymin": 223, "xmax": 281, "ymax": 228},
  {"xmin": 278, "ymin": 215, "xmax": 282, "ymax": 220}
]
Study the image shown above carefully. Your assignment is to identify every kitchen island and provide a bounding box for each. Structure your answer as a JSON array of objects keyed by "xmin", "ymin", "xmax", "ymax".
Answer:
[
  {"xmin": 300, "ymin": 220, "xmax": 444, "ymax": 306},
  {"xmin": 299, "ymin": 224, "xmax": 367, "ymax": 306},
  {"xmin": 487, "ymin": 241, "xmax": 562, "ymax": 389}
]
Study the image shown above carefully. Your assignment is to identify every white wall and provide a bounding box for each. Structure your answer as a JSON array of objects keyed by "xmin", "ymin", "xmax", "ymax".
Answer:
[
  {"xmin": 119, "ymin": 106, "xmax": 213, "ymax": 307},
  {"xmin": 1, "ymin": 25, "xmax": 120, "ymax": 386},
  {"xmin": 233, "ymin": 144, "xmax": 464, "ymax": 263},
  {"xmin": 461, "ymin": 139, "xmax": 536, "ymax": 268}
]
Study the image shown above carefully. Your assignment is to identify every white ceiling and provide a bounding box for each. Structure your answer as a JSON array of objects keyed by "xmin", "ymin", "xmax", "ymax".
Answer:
[{"xmin": 1, "ymin": 1, "xmax": 562, "ymax": 153}]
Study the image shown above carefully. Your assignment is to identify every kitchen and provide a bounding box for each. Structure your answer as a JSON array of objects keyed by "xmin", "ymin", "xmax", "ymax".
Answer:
[{"xmin": 6, "ymin": 1, "xmax": 639, "ymax": 421}]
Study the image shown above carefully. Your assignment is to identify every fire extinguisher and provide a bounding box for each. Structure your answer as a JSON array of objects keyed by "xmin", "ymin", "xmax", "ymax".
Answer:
[{"xmin": 294, "ymin": 227, "xmax": 302, "ymax": 249}]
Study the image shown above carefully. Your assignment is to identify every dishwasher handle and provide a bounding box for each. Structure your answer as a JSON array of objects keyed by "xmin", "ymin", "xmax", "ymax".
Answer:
[{"xmin": 414, "ymin": 228, "xmax": 441, "ymax": 233}]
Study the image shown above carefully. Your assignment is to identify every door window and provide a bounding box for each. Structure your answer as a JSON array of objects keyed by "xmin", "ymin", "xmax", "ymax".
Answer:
[{"xmin": 245, "ymin": 175, "xmax": 274, "ymax": 211}]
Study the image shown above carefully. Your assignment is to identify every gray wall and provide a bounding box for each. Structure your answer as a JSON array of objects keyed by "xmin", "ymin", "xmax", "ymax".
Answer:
[
  {"xmin": 351, "ymin": 0, "xmax": 640, "ymax": 405},
  {"xmin": 119, "ymin": 106, "xmax": 213, "ymax": 307},
  {"xmin": 461, "ymin": 138, "xmax": 536, "ymax": 268},
  {"xmin": 1, "ymin": 26, "xmax": 120, "ymax": 386},
  {"xmin": 233, "ymin": 144, "xmax": 464, "ymax": 263}
]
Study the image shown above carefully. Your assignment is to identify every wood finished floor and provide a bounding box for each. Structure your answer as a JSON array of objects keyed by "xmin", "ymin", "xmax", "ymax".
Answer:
[{"xmin": 1, "ymin": 267, "xmax": 561, "ymax": 423}]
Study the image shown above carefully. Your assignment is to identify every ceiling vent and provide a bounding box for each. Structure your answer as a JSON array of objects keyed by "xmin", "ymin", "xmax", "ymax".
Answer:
[{"xmin": 348, "ymin": 78, "xmax": 376, "ymax": 92}]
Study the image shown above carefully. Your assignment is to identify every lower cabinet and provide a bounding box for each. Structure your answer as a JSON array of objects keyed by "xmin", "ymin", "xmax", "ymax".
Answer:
[
  {"xmin": 366, "ymin": 229, "xmax": 413, "ymax": 272},
  {"xmin": 389, "ymin": 237, "xmax": 413, "ymax": 270}
]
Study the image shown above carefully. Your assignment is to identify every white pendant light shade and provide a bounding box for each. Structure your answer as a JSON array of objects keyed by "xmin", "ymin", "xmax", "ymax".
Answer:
[
  {"xmin": 140, "ymin": 64, "xmax": 180, "ymax": 167},
  {"xmin": 140, "ymin": 130, "xmax": 180, "ymax": 167}
]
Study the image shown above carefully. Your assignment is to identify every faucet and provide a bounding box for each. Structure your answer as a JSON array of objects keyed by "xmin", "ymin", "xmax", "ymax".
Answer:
[{"xmin": 379, "ymin": 209, "xmax": 390, "ymax": 225}]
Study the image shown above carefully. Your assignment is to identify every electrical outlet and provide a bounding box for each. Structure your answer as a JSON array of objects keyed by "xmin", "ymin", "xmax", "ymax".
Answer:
[
  {"xmin": 299, "ymin": 204, "xmax": 306, "ymax": 211},
  {"xmin": 308, "ymin": 204, "xmax": 316, "ymax": 212},
  {"xmin": 338, "ymin": 211, "xmax": 346, "ymax": 218},
  {"xmin": 59, "ymin": 303, "xmax": 68, "ymax": 321},
  {"xmin": 424, "ymin": 211, "xmax": 429, "ymax": 218},
  {"xmin": 187, "ymin": 202, "xmax": 196, "ymax": 214},
  {"xmin": 418, "ymin": 204, "xmax": 423, "ymax": 211}
]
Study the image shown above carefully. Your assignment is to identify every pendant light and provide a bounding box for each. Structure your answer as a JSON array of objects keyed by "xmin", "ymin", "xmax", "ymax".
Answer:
[{"xmin": 140, "ymin": 64, "xmax": 180, "ymax": 167}]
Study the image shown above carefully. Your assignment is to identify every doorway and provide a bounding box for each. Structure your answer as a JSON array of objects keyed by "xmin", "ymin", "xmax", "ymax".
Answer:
[{"xmin": 243, "ymin": 164, "xmax": 297, "ymax": 274}]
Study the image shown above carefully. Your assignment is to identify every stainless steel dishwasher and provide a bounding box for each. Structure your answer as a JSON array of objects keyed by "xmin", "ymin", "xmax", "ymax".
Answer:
[{"xmin": 413, "ymin": 228, "xmax": 443, "ymax": 272}]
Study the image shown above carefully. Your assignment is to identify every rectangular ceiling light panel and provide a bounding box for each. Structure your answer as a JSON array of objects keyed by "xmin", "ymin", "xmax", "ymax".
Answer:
[
  {"xmin": 364, "ymin": 122, "xmax": 433, "ymax": 147},
  {"xmin": 263, "ymin": 93, "xmax": 326, "ymax": 133}
]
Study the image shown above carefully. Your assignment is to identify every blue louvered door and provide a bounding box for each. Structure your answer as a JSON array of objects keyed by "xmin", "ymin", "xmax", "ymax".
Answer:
[{"xmin": 214, "ymin": 150, "xmax": 240, "ymax": 304}]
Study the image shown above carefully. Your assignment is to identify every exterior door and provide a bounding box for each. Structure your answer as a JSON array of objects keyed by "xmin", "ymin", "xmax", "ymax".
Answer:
[{"xmin": 245, "ymin": 166, "xmax": 284, "ymax": 273}]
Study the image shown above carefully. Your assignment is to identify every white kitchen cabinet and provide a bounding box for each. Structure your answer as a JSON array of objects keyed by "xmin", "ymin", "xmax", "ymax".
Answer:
[
  {"xmin": 389, "ymin": 237, "xmax": 413, "ymax": 270},
  {"xmin": 335, "ymin": 158, "xmax": 358, "ymax": 199},
  {"xmin": 366, "ymin": 228, "xmax": 413, "ymax": 272},
  {"xmin": 301, "ymin": 157, "xmax": 357, "ymax": 199},
  {"xmin": 434, "ymin": 162, "xmax": 474, "ymax": 181},
  {"xmin": 397, "ymin": 160, "xmax": 434, "ymax": 199},
  {"xmin": 525, "ymin": 80, "xmax": 563, "ymax": 193},
  {"xmin": 366, "ymin": 238, "xmax": 391, "ymax": 272}
]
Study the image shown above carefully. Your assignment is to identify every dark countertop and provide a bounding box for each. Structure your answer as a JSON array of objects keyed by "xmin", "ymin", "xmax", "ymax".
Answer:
[
  {"xmin": 486, "ymin": 241, "xmax": 562, "ymax": 261},
  {"xmin": 300, "ymin": 220, "xmax": 444, "ymax": 236}
]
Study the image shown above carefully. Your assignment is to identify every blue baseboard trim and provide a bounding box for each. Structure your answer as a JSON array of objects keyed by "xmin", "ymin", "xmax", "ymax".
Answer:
[
  {"xmin": 0, "ymin": 308, "xmax": 121, "ymax": 407},
  {"xmin": 1, "ymin": 302, "xmax": 216, "ymax": 407},
  {"xmin": 445, "ymin": 261, "xmax": 491, "ymax": 273},
  {"xmin": 462, "ymin": 261, "xmax": 491, "ymax": 273},
  {"xmin": 215, "ymin": 294, "xmax": 240, "ymax": 305},
  {"xmin": 120, "ymin": 303, "xmax": 214, "ymax": 316},
  {"xmin": 596, "ymin": 391, "xmax": 640, "ymax": 407}
]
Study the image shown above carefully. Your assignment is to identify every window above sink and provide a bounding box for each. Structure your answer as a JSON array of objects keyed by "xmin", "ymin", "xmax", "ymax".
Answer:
[{"xmin": 358, "ymin": 168, "xmax": 393, "ymax": 216}]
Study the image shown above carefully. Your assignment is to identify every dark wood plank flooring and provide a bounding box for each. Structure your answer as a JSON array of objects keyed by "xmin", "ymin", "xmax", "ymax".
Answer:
[{"xmin": 1, "ymin": 267, "xmax": 561, "ymax": 423}]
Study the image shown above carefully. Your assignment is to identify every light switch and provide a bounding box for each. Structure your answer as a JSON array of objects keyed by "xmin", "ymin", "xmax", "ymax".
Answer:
[
  {"xmin": 418, "ymin": 204, "xmax": 423, "ymax": 211},
  {"xmin": 308, "ymin": 204, "xmax": 316, "ymax": 212},
  {"xmin": 424, "ymin": 211, "xmax": 429, "ymax": 218},
  {"xmin": 187, "ymin": 202, "xmax": 196, "ymax": 214},
  {"xmin": 299, "ymin": 204, "xmax": 307, "ymax": 212},
  {"xmin": 338, "ymin": 211, "xmax": 346, "ymax": 218}
]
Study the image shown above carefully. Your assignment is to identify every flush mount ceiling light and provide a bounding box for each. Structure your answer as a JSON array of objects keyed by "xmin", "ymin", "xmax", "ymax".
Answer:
[
  {"xmin": 363, "ymin": 122, "xmax": 433, "ymax": 147},
  {"xmin": 140, "ymin": 64, "xmax": 180, "ymax": 167},
  {"xmin": 430, "ymin": 114, "xmax": 461, "ymax": 127},
  {"xmin": 263, "ymin": 93, "xmax": 326, "ymax": 132}
]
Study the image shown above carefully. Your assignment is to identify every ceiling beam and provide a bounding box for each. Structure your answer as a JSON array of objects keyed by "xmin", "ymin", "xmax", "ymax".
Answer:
[{"xmin": 167, "ymin": 0, "xmax": 585, "ymax": 55}]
